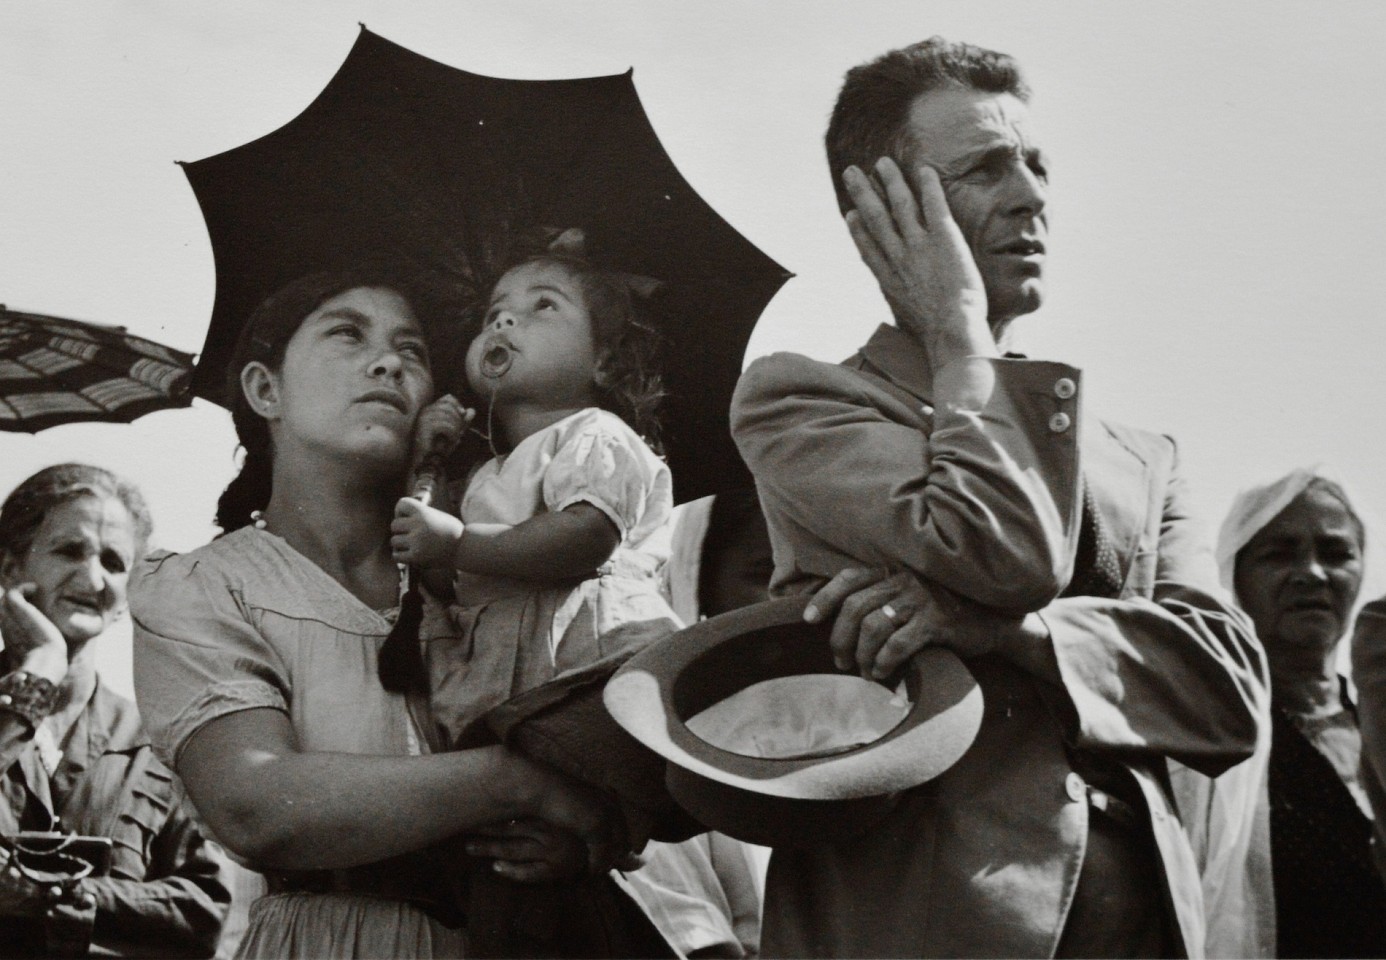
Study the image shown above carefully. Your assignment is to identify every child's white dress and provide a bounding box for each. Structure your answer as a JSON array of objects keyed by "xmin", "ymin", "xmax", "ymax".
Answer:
[{"xmin": 426, "ymin": 407, "xmax": 681, "ymax": 744}]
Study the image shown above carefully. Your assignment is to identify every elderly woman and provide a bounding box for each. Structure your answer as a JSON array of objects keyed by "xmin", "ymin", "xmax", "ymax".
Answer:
[
  {"xmin": 129, "ymin": 266, "xmax": 656, "ymax": 958},
  {"xmin": 1211, "ymin": 467, "xmax": 1386, "ymax": 958},
  {"xmin": 0, "ymin": 463, "xmax": 231, "ymax": 957}
]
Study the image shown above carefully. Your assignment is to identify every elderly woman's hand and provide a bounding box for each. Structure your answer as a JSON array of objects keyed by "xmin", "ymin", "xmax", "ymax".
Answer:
[
  {"xmin": 0, "ymin": 584, "xmax": 69, "ymax": 684},
  {"xmin": 0, "ymin": 861, "xmax": 46, "ymax": 917},
  {"xmin": 806, "ymin": 568, "xmax": 1024, "ymax": 680}
]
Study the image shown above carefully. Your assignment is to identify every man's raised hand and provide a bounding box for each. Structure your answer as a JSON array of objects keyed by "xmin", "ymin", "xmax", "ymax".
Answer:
[{"xmin": 842, "ymin": 158, "xmax": 995, "ymax": 365}]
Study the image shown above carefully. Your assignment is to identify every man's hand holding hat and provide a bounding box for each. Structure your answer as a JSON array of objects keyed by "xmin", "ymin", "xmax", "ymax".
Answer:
[{"xmin": 807, "ymin": 567, "xmax": 1056, "ymax": 683}]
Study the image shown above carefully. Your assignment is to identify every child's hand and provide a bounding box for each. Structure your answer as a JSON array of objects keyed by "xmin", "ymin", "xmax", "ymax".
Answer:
[
  {"xmin": 413, "ymin": 394, "xmax": 474, "ymax": 461},
  {"xmin": 391, "ymin": 497, "xmax": 464, "ymax": 568},
  {"xmin": 464, "ymin": 818, "xmax": 590, "ymax": 883}
]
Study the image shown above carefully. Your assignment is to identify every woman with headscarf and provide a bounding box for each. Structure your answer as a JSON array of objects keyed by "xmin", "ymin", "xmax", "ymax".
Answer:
[
  {"xmin": 1194, "ymin": 466, "xmax": 1386, "ymax": 958},
  {"xmin": 0, "ymin": 463, "xmax": 231, "ymax": 957}
]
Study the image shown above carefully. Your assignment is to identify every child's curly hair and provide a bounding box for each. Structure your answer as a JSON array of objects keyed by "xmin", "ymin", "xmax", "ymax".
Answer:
[{"xmin": 478, "ymin": 229, "xmax": 667, "ymax": 456}]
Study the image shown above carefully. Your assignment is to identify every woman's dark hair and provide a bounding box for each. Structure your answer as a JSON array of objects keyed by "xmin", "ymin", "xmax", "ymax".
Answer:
[
  {"xmin": 488, "ymin": 236, "xmax": 666, "ymax": 455},
  {"xmin": 215, "ymin": 264, "xmax": 457, "ymax": 534},
  {"xmin": 0, "ymin": 463, "xmax": 153, "ymax": 565}
]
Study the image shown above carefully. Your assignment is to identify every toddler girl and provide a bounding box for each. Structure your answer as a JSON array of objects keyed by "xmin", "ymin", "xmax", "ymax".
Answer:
[
  {"xmin": 389, "ymin": 232, "xmax": 765, "ymax": 957},
  {"xmin": 390, "ymin": 229, "xmax": 682, "ymax": 745}
]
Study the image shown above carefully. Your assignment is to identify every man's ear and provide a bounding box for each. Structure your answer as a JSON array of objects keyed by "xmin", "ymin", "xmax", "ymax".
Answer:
[{"xmin": 240, "ymin": 361, "xmax": 282, "ymax": 420}]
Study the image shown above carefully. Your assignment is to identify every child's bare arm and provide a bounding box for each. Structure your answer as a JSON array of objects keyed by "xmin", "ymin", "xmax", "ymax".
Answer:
[
  {"xmin": 391, "ymin": 500, "xmax": 619, "ymax": 582},
  {"xmin": 453, "ymin": 504, "xmax": 620, "ymax": 580}
]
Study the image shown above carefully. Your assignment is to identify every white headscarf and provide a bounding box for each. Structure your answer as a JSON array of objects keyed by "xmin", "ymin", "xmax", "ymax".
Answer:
[
  {"xmin": 1182, "ymin": 466, "xmax": 1365, "ymax": 959},
  {"xmin": 1215, "ymin": 464, "xmax": 1363, "ymax": 602}
]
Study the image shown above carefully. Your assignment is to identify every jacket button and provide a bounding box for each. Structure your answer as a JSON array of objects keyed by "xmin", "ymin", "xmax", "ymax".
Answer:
[
  {"xmin": 1054, "ymin": 377, "xmax": 1076, "ymax": 399},
  {"xmin": 1065, "ymin": 771, "xmax": 1086, "ymax": 803},
  {"xmin": 1048, "ymin": 412, "xmax": 1071, "ymax": 433}
]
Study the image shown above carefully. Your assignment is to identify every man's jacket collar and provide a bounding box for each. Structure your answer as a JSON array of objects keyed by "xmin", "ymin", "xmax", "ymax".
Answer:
[{"xmin": 850, "ymin": 323, "xmax": 936, "ymax": 402}]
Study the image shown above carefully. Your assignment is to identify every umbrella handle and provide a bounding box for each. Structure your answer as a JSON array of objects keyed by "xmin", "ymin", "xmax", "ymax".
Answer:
[
  {"xmin": 410, "ymin": 450, "xmax": 446, "ymax": 508},
  {"xmin": 379, "ymin": 441, "xmax": 453, "ymax": 693},
  {"xmin": 397, "ymin": 445, "xmax": 447, "ymax": 593}
]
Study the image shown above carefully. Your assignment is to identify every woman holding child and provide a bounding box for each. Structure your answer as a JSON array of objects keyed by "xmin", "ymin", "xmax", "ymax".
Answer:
[{"xmin": 128, "ymin": 260, "xmax": 676, "ymax": 957}]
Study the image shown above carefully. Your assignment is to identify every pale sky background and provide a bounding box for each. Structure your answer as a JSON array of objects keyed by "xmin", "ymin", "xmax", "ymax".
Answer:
[{"xmin": 3, "ymin": 0, "xmax": 1385, "ymax": 694}]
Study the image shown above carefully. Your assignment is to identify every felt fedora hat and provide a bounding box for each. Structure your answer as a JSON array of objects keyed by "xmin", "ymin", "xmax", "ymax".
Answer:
[
  {"xmin": 481, "ymin": 649, "xmax": 705, "ymax": 847},
  {"xmin": 603, "ymin": 595, "xmax": 984, "ymax": 848}
]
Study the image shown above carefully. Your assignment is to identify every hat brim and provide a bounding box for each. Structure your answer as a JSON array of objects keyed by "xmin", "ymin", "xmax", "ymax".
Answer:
[{"xmin": 603, "ymin": 595, "xmax": 983, "ymax": 802}]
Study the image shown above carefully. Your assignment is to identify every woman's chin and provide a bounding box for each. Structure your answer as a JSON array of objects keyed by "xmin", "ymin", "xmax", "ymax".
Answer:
[
  {"xmin": 337, "ymin": 425, "xmax": 414, "ymax": 467},
  {"xmin": 1271, "ymin": 613, "xmax": 1345, "ymax": 654}
]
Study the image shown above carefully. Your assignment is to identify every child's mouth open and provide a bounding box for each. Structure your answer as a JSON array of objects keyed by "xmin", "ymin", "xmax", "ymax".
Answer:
[{"xmin": 479, "ymin": 336, "xmax": 515, "ymax": 379}]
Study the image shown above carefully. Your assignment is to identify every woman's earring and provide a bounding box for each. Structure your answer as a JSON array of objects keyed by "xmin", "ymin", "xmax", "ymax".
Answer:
[{"xmin": 250, "ymin": 510, "xmax": 268, "ymax": 530}]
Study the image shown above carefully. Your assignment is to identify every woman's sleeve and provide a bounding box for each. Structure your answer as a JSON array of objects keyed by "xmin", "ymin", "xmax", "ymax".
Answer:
[
  {"xmin": 542, "ymin": 414, "xmax": 668, "ymax": 541},
  {"xmin": 130, "ymin": 551, "xmax": 291, "ymax": 770}
]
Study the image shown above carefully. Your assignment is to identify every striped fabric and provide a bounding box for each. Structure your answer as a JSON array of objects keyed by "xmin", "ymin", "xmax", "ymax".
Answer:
[{"xmin": 0, "ymin": 306, "xmax": 194, "ymax": 432}]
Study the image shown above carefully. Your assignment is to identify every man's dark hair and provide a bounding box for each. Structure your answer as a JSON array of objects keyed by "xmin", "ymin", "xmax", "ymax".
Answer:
[{"xmin": 825, "ymin": 37, "xmax": 1030, "ymax": 213}]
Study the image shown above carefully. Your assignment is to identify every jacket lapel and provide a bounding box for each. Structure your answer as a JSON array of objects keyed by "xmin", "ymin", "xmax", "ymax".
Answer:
[{"xmin": 1081, "ymin": 418, "xmax": 1153, "ymax": 588}]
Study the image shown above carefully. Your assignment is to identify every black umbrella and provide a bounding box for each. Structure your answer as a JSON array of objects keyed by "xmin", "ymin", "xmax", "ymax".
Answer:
[
  {"xmin": 0, "ymin": 305, "xmax": 193, "ymax": 432},
  {"xmin": 182, "ymin": 27, "xmax": 790, "ymax": 501}
]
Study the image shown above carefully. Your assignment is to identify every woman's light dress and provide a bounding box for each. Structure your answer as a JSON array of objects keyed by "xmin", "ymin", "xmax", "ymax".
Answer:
[{"xmin": 131, "ymin": 528, "xmax": 467, "ymax": 958}]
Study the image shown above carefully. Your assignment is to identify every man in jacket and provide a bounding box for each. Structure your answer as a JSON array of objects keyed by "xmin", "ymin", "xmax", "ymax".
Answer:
[{"xmin": 730, "ymin": 37, "xmax": 1267, "ymax": 958}]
